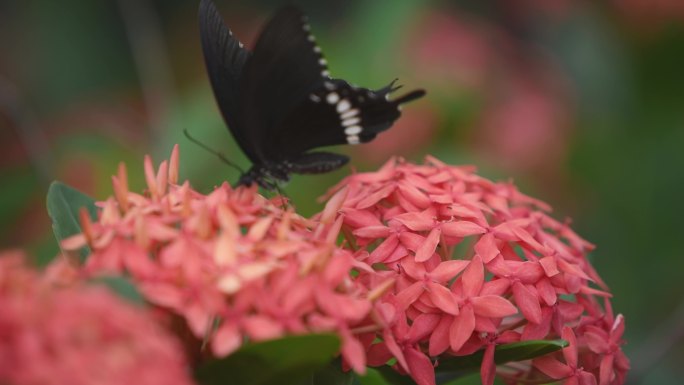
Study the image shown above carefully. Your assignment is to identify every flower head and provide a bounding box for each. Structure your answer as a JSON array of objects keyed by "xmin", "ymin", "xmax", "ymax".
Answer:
[
  {"xmin": 62, "ymin": 146, "xmax": 387, "ymax": 372},
  {"xmin": 0, "ymin": 251, "xmax": 194, "ymax": 385},
  {"xmin": 321, "ymin": 156, "xmax": 628, "ymax": 385}
]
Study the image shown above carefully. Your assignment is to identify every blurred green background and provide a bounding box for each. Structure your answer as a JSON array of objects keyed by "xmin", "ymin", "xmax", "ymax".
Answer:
[{"xmin": 1, "ymin": 0, "xmax": 683, "ymax": 384}]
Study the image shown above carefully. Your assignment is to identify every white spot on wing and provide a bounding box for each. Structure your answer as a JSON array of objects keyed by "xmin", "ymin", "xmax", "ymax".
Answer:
[
  {"xmin": 318, "ymin": 58, "xmax": 327, "ymax": 66},
  {"xmin": 321, "ymin": 70, "xmax": 330, "ymax": 77},
  {"xmin": 303, "ymin": 24, "xmax": 311, "ymax": 31},
  {"xmin": 314, "ymin": 46, "xmax": 321, "ymax": 53},
  {"xmin": 326, "ymin": 92, "xmax": 339, "ymax": 104},
  {"xmin": 340, "ymin": 109, "xmax": 358, "ymax": 119},
  {"xmin": 308, "ymin": 35, "xmax": 315, "ymax": 42},
  {"xmin": 324, "ymin": 82, "xmax": 335, "ymax": 90},
  {"xmin": 347, "ymin": 135, "xmax": 360, "ymax": 144},
  {"xmin": 345, "ymin": 125, "xmax": 362, "ymax": 135},
  {"xmin": 342, "ymin": 117, "xmax": 360, "ymax": 127},
  {"xmin": 336, "ymin": 99, "xmax": 351, "ymax": 113},
  {"xmin": 310, "ymin": 94, "xmax": 321, "ymax": 103}
]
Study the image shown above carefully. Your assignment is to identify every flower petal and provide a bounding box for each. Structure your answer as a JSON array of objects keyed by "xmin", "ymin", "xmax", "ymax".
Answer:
[
  {"xmin": 474, "ymin": 233, "xmax": 499, "ymax": 263},
  {"xmin": 449, "ymin": 304, "xmax": 475, "ymax": 352},
  {"xmin": 534, "ymin": 356, "xmax": 572, "ymax": 379},
  {"xmin": 441, "ymin": 221, "xmax": 487, "ymax": 238},
  {"xmin": 426, "ymin": 281, "xmax": 459, "ymax": 315},
  {"xmin": 512, "ymin": 281, "xmax": 542, "ymax": 324},
  {"xmin": 460, "ymin": 255, "xmax": 484, "ymax": 298},
  {"xmin": 405, "ymin": 347, "xmax": 436, "ymax": 385},
  {"xmin": 480, "ymin": 344, "xmax": 496, "ymax": 385},
  {"xmin": 471, "ymin": 295, "xmax": 517, "ymax": 318},
  {"xmin": 415, "ymin": 227, "xmax": 441, "ymax": 262}
]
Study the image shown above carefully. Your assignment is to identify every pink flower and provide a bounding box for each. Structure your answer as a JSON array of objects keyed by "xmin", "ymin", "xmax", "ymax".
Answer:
[
  {"xmin": 321, "ymin": 156, "xmax": 628, "ymax": 385},
  {"xmin": 476, "ymin": 80, "xmax": 571, "ymax": 174},
  {"xmin": 534, "ymin": 327, "xmax": 598, "ymax": 385},
  {"xmin": 62, "ymin": 146, "xmax": 389, "ymax": 372},
  {"xmin": 0, "ymin": 251, "xmax": 194, "ymax": 385}
]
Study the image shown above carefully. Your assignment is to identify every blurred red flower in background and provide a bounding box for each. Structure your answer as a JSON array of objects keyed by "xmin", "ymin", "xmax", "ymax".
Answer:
[{"xmin": 0, "ymin": 250, "xmax": 194, "ymax": 385}]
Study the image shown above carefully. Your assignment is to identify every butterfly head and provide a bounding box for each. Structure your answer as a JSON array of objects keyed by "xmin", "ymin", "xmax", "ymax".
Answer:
[{"xmin": 238, "ymin": 163, "xmax": 291, "ymax": 190}]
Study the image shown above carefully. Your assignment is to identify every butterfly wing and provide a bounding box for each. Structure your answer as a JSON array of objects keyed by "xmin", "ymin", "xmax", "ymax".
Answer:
[
  {"xmin": 237, "ymin": 6, "xmax": 329, "ymax": 162},
  {"xmin": 198, "ymin": 0, "xmax": 257, "ymax": 161},
  {"xmin": 267, "ymin": 79, "xmax": 425, "ymax": 161},
  {"xmin": 201, "ymin": 1, "xmax": 426, "ymax": 181}
]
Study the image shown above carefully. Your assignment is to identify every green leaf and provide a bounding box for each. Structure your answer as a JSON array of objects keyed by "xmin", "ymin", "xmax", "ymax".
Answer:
[
  {"xmin": 297, "ymin": 360, "xmax": 355, "ymax": 385},
  {"xmin": 360, "ymin": 365, "xmax": 416, "ymax": 385},
  {"xmin": 46, "ymin": 181, "xmax": 98, "ymax": 261},
  {"xmin": 437, "ymin": 339, "xmax": 568, "ymax": 373},
  {"xmin": 354, "ymin": 340, "xmax": 567, "ymax": 385},
  {"xmin": 90, "ymin": 276, "xmax": 146, "ymax": 306},
  {"xmin": 195, "ymin": 333, "xmax": 340, "ymax": 385}
]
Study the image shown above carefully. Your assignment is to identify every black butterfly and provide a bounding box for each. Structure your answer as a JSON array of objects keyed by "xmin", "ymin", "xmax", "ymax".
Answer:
[{"xmin": 199, "ymin": 0, "xmax": 425, "ymax": 189}]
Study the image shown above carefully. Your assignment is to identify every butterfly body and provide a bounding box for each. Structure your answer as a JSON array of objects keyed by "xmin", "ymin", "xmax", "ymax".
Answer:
[{"xmin": 199, "ymin": 0, "xmax": 425, "ymax": 188}]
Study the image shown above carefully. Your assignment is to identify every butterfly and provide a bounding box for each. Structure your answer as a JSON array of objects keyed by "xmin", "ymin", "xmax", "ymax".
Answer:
[{"xmin": 199, "ymin": 0, "xmax": 425, "ymax": 189}]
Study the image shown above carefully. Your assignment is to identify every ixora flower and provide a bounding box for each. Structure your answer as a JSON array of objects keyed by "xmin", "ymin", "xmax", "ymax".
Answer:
[
  {"xmin": 0, "ymin": 250, "xmax": 194, "ymax": 385},
  {"xmin": 320, "ymin": 156, "xmax": 629, "ymax": 385},
  {"xmin": 61, "ymin": 145, "xmax": 390, "ymax": 373}
]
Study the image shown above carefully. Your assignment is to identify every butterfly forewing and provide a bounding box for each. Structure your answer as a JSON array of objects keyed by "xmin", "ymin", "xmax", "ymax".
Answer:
[
  {"xmin": 238, "ymin": 6, "xmax": 329, "ymax": 162},
  {"xmin": 198, "ymin": 0, "xmax": 256, "ymax": 161}
]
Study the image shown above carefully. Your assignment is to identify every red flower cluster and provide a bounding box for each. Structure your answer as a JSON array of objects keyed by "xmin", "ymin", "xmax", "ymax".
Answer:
[
  {"xmin": 63, "ymin": 146, "xmax": 390, "ymax": 372},
  {"xmin": 0, "ymin": 251, "xmax": 194, "ymax": 385},
  {"xmin": 55, "ymin": 146, "xmax": 628, "ymax": 384},
  {"xmin": 322, "ymin": 156, "xmax": 629, "ymax": 385}
]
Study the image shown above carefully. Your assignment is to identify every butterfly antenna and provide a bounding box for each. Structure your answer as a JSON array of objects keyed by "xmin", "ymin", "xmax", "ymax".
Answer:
[
  {"xmin": 183, "ymin": 129, "xmax": 245, "ymax": 175},
  {"xmin": 389, "ymin": 78, "xmax": 403, "ymax": 93}
]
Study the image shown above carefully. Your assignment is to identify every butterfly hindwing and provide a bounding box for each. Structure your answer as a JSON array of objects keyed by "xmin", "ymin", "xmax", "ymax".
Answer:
[
  {"xmin": 288, "ymin": 152, "xmax": 349, "ymax": 175},
  {"xmin": 198, "ymin": 0, "xmax": 256, "ymax": 161},
  {"xmin": 268, "ymin": 79, "xmax": 426, "ymax": 161},
  {"xmin": 238, "ymin": 6, "xmax": 328, "ymax": 162}
]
